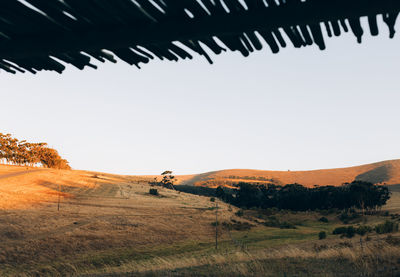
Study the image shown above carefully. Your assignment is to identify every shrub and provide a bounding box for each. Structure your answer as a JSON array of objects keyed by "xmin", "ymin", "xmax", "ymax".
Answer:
[
  {"xmin": 333, "ymin": 227, "xmax": 347, "ymax": 235},
  {"xmin": 355, "ymin": 225, "xmax": 372, "ymax": 236},
  {"xmin": 332, "ymin": 226, "xmax": 356, "ymax": 238},
  {"xmin": 319, "ymin": 231, "xmax": 327, "ymax": 240},
  {"xmin": 264, "ymin": 218, "xmax": 296, "ymax": 229},
  {"xmin": 375, "ymin": 220, "xmax": 399, "ymax": 234},
  {"xmin": 319, "ymin": 217, "xmax": 329, "ymax": 223},
  {"xmin": 222, "ymin": 220, "xmax": 253, "ymax": 231},
  {"xmin": 338, "ymin": 213, "xmax": 348, "ymax": 223},
  {"xmin": 210, "ymin": 197, "xmax": 215, "ymax": 202},
  {"xmin": 149, "ymin": 188, "xmax": 159, "ymax": 196},
  {"xmin": 235, "ymin": 210, "xmax": 244, "ymax": 217},
  {"xmin": 268, "ymin": 215, "xmax": 277, "ymax": 221},
  {"xmin": 339, "ymin": 212, "xmax": 359, "ymax": 224},
  {"xmin": 279, "ymin": 221, "xmax": 297, "ymax": 229},
  {"xmin": 264, "ymin": 218, "xmax": 280, "ymax": 228},
  {"xmin": 384, "ymin": 211, "xmax": 390, "ymax": 217},
  {"xmin": 346, "ymin": 226, "xmax": 356, "ymax": 238}
]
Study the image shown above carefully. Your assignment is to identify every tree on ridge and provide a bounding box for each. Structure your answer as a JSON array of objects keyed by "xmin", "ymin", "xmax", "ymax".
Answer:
[{"xmin": 0, "ymin": 133, "xmax": 70, "ymax": 169}]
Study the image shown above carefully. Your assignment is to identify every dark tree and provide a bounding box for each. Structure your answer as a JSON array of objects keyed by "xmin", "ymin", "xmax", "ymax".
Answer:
[
  {"xmin": 215, "ymin": 186, "xmax": 226, "ymax": 199},
  {"xmin": 223, "ymin": 181, "xmax": 391, "ymax": 212},
  {"xmin": 160, "ymin": 170, "xmax": 175, "ymax": 189}
]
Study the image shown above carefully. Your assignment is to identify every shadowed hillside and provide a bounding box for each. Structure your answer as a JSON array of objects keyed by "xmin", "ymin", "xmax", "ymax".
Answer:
[{"xmin": 178, "ymin": 159, "xmax": 400, "ymax": 188}]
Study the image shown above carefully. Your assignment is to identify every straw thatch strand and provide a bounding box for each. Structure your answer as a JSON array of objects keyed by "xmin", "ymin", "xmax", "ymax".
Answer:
[{"xmin": 0, "ymin": 0, "xmax": 399, "ymax": 74}]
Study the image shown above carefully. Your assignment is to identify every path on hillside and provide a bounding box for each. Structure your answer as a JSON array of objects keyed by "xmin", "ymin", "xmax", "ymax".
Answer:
[{"xmin": 0, "ymin": 169, "xmax": 43, "ymax": 180}]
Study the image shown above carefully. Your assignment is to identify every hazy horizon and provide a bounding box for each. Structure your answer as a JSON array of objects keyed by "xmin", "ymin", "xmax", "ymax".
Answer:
[{"xmin": 2, "ymin": 19, "xmax": 400, "ymax": 175}]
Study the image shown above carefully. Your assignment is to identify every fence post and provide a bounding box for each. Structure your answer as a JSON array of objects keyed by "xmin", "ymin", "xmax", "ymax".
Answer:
[
  {"xmin": 360, "ymin": 238, "xmax": 364, "ymax": 253},
  {"xmin": 215, "ymin": 202, "xmax": 218, "ymax": 250},
  {"xmin": 57, "ymin": 183, "xmax": 61, "ymax": 211}
]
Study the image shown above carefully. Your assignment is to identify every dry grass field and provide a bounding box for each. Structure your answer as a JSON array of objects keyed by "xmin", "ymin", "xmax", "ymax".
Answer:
[
  {"xmin": 0, "ymin": 165, "xmax": 237, "ymax": 276},
  {"xmin": 385, "ymin": 184, "xmax": 400, "ymax": 213},
  {"xmin": 0, "ymin": 164, "xmax": 400, "ymax": 276}
]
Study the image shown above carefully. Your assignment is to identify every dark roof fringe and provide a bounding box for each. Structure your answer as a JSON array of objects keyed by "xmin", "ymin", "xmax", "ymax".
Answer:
[{"xmin": 0, "ymin": 0, "xmax": 399, "ymax": 74}]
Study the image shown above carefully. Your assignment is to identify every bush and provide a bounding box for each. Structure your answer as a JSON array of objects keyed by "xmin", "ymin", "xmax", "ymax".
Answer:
[
  {"xmin": 235, "ymin": 210, "xmax": 244, "ymax": 217},
  {"xmin": 279, "ymin": 221, "xmax": 297, "ymax": 229},
  {"xmin": 222, "ymin": 220, "xmax": 254, "ymax": 231},
  {"xmin": 356, "ymin": 225, "xmax": 372, "ymax": 236},
  {"xmin": 264, "ymin": 219, "xmax": 296, "ymax": 229},
  {"xmin": 332, "ymin": 226, "xmax": 355, "ymax": 238},
  {"xmin": 319, "ymin": 217, "xmax": 329, "ymax": 223},
  {"xmin": 319, "ymin": 231, "xmax": 327, "ymax": 240},
  {"xmin": 210, "ymin": 197, "xmax": 215, "ymax": 202},
  {"xmin": 333, "ymin": 227, "xmax": 347, "ymax": 235},
  {"xmin": 339, "ymin": 212, "xmax": 359, "ymax": 224},
  {"xmin": 264, "ymin": 216, "xmax": 280, "ymax": 228},
  {"xmin": 346, "ymin": 226, "xmax": 356, "ymax": 238},
  {"xmin": 375, "ymin": 220, "xmax": 399, "ymax": 234},
  {"xmin": 149, "ymin": 188, "xmax": 159, "ymax": 196},
  {"xmin": 384, "ymin": 211, "xmax": 390, "ymax": 217}
]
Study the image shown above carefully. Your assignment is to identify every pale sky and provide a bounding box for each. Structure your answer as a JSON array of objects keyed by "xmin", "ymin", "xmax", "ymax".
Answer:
[{"xmin": 2, "ymin": 19, "xmax": 400, "ymax": 175}]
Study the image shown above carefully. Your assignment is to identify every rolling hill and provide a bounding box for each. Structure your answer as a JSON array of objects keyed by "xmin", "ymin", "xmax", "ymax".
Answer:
[
  {"xmin": 177, "ymin": 159, "xmax": 400, "ymax": 188},
  {"xmin": 1, "ymin": 162, "xmax": 400, "ymax": 276},
  {"xmin": 0, "ymin": 164, "xmax": 237, "ymax": 276}
]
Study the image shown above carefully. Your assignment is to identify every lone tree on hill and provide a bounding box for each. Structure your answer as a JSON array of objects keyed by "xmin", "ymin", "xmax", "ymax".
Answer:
[{"xmin": 160, "ymin": 170, "xmax": 175, "ymax": 189}]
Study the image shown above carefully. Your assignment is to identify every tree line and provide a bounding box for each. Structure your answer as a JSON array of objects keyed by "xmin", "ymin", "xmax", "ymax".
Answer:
[
  {"xmin": 215, "ymin": 181, "xmax": 390, "ymax": 212},
  {"xmin": 0, "ymin": 133, "xmax": 70, "ymax": 169}
]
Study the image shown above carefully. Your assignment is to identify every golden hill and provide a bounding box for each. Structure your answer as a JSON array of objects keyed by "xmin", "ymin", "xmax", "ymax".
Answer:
[
  {"xmin": 177, "ymin": 159, "xmax": 400, "ymax": 188},
  {"xmin": 0, "ymin": 164, "xmax": 237, "ymax": 275},
  {"xmin": 1, "ymin": 163, "xmax": 400, "ymax": 276}
]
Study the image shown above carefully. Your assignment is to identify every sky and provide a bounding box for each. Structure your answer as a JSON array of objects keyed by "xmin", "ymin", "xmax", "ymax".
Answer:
[{"xmin": 1, "ymin": 19, "xmax": 400, "ymax": 175}]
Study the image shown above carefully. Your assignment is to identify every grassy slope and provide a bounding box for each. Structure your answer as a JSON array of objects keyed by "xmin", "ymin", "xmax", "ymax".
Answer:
[
  {"xmin": 178, "ymin": 159, "xmax": 400, "ymax": 188},
  {"xmin": 0, "ymin": 164, "xmax": 400, "ymax": 276},
  {"xmin": 0, "ymin": 165, "xmax": 237, "ymax": 275}
]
